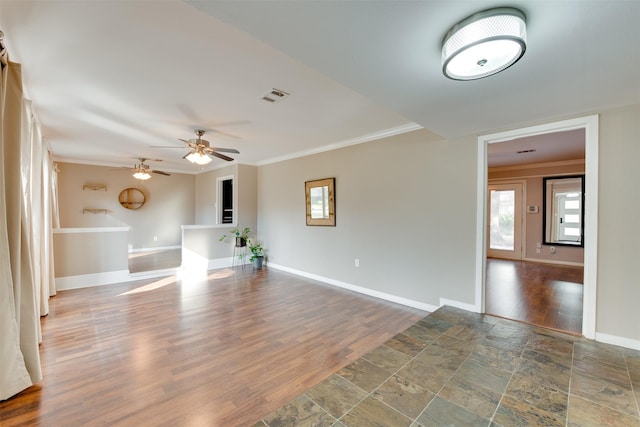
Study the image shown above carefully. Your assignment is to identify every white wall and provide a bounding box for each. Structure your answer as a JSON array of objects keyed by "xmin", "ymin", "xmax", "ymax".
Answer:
[{"xmin": 258, "ymin": 128, "xmax": 478, "ymax": 308}]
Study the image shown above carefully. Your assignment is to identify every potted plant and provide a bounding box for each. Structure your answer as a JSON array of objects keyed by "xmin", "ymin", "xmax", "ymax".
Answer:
[
  {"xmin": 219, "ymin": 227, "xmax": 251, "ymax": 247},
  {"xmin": 248, "ymin": 240, "xmax": 265, "ymax": 269}
]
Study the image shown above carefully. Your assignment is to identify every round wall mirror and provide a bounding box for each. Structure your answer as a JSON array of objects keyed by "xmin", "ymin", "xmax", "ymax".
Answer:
[{"xmin": 119, "ymin": 188, "xmax": 146, "ymax": 210}]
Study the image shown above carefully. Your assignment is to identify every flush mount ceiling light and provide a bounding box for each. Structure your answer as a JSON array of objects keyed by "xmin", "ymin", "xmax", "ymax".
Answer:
[{"xmin": 442, "ymin": 7, "xmax": 527, "ymax": 80}]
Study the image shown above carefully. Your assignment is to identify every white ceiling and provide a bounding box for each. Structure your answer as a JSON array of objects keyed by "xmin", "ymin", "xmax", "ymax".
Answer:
[
  {"xmin": 487, "ymin": 128, "xmax": 585, "ymax": 168},
  {"xmin": 1, "ymin": 1, "xmax": 638, "ymax": 174}
]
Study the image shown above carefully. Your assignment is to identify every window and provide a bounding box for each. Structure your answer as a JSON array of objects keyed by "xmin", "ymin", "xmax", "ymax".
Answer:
[
  {"xmin": 217, "ymin": 176, "xmax": 234, "ymax": 224},
  {"xmin": 543, "ymin": 175, "xmax": 584, "ymax": 246}
]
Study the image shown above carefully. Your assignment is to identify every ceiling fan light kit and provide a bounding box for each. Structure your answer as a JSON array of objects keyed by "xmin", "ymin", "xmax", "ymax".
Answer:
[
  {"xmin": 129, "ymin": 158, "xmax": 170, "ymax": 180},
  {"xmin": 133, "ymin": 170, "xmax": 151, "ymax": 180},
  {"xmin": 441, "ymin": 7, "xmax": 527, "ymax": 80},
  {"xmin": 151, "ymin": 129, "xmax": 238, "ymax": 164},
  {"xmin": 185, "ymin": 150, "xmax": 213, "ymax": 165}
]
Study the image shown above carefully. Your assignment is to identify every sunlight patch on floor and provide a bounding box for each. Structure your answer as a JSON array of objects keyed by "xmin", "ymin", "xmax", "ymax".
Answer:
[{"xmin": 118, "ymin": 276, "xmax": 177, "ymax": 295}]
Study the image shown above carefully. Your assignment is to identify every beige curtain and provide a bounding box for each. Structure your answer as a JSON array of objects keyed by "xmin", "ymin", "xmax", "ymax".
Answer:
[{"xmin": 1, "ymin": 46, "xmax": 56, "ymax": 400}]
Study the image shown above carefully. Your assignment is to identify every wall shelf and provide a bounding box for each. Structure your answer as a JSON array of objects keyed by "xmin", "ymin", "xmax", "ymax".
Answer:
[
  {"xmin": 118, "ymin": 188, "xmax": 145, "ymax": 210},
  {"xmin": 83, "ymin": 208, "xmax": 110, "ymax": 215},
  {"xmin": 83, "ymin": 184, "xmax": 107, "ymax": 191}
]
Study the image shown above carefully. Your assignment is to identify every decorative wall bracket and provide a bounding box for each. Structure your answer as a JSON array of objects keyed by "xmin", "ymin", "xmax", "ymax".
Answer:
[
  {"xmin": 83, "ymin": 208, "xmax": 110, "ymax": 214},
  {"xmin": 83, "ymin": 184, "xmax": 107, "ymax": 191}
]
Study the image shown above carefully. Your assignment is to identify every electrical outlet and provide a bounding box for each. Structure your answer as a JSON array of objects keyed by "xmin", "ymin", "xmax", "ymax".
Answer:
[
  {"xmin": 550, "ymin": 246, "xmax": 556, "ymax": 254},
  {"xmin": 355, "ymin": 259, "xmax": 360, "ymax": 268},
  {"xmin": 153, "ymin": 236, "xmax": 158, "ymax": 242}
]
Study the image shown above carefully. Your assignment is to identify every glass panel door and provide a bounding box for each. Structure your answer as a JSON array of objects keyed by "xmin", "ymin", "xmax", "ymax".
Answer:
[{"xmin": 487, "ymin": 182, "xmax": 523, "ymax": 260}]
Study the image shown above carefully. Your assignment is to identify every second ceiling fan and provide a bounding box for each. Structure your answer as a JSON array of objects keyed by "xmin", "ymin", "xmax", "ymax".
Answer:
[{"xmin": 159, "ymin": 129, "xmax": 239, "ymax": 165}]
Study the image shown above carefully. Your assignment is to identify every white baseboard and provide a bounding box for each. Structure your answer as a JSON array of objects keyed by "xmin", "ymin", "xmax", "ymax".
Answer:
[
  {"xmin": 129, "ymin": 245, "xmax": 181, "ymax": 253},
  {"xmin": 267, "ymin": 262, "xmax": 437, "ymax": 313},
  {"xmin": 439, "ymin": 298, "xmax": 480, "ymax": 313},
  {"xmin": 595, "ymin": 332, "xmax": 640, "ymax": 351},
  {"xmin": 522, "ymin": 257, "xmax": 584, "ymax": 267},
  {"xmin": 56, "ymin": 270, "xmax": 132, "ymax": 290},
  {"xmin": 55, "ymin": 257, "xmax": 242, "ymax": 290},
  {"xmin": 208, "ymin": 256, "xmax": 248, "ymax": 270}
]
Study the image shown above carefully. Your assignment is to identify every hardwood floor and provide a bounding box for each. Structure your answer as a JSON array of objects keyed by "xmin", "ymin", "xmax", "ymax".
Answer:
[
  {"xmin": 485, "ymin": 258, "xmax": 584, "ymax": 334},
  {"xmin": 0, "ymin": 267, "xmax": 425, "ymax": 426},
  {"xmin": 128, "ymin": 248, "xmax": 181, "ymax": 273}
]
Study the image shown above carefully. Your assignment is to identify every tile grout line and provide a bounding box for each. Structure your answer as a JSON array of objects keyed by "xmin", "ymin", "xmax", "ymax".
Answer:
[
  {"xmin": 410, "ymin": 322, "xmax": 507, "ymax": 426},
  {"xmin": 569, "ymin": 344, "xmax": 640, "ymax": 420},
  {"xmin": 566, "ymin": 339, "xmax": 575, "ymax": 427},
  {"xmin": 301, "ymin": 392, "xmax": 339, "ymax": 426},
  {"xmin": 487, "ymin": 334, "xmax": 529, "ymax": 427},
  {"xmin": 413, "ymin": 343, "xmax": 480, "ymax": 425},
  {"xmin": 335, "ymin": 327, "xmax": 446, "ymax": 425}
]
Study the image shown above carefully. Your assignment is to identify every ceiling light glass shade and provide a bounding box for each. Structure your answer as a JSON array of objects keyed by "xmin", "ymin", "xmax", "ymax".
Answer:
[
  {"xmin": 185, "ymin": 151, "xmax": 212, "ymax": 165},
  {"xmin": 442, "ymin": 7, "xmax": 526, "ymax": 80},
  {"xmin": 133, "ymin": 170, "xmax": 151, "ymax": 180}
]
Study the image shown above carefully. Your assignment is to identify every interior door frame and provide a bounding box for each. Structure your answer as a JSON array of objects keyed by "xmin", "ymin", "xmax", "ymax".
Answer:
[{"xmin": 474, "ymin": 115, "xmax": 599, "ymax": 339}]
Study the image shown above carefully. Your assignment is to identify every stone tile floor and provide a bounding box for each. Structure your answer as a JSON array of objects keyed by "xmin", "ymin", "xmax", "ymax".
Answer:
[{"xmin": 252, "ymin": 306, "xmax": 640, "ymax": 427}]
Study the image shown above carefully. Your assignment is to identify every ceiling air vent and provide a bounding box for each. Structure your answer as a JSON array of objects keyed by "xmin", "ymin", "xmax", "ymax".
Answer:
[{"xmin": 261, "ymin": 88, "xmax": 289, "ymax": 103}]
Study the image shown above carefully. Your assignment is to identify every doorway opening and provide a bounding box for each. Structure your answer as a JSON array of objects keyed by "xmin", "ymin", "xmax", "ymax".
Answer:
[
  {"xmin": 475, "ymin": 115, "xmax": 598, "ymax": 339},
  {"xmin": 486, "ymin": 153, "xmax": 585, "ymax": 333}
]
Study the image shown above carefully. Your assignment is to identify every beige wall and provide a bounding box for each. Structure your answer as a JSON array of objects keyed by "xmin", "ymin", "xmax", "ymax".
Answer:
[
  {"xmin": 195, "ymin": 164, "xmax": 236, "ymax": 225},
  {"xmin": 258, "ymin": 128, "xmax": 478, "ymax": 307},
  {"xmin": 258, "ymin": 104, "xmax": 640, "ymax": 344},
  {"xmin": 57, "ymin": 162, "xmax": 195, "ymax": 249},
  {"xmin": 53, "ymin": 104, "xmax": 640, "ymax": 345},
  {"xmin": 597, "ymin": 104, "xmax": 640, "ymax": 341},
  {"xmin": 489, "ymin": 162, "xmax": 585, "ymax": 264},
  {"xmin": 186, "ymin": 164, "xmax": 258, "ymax": 263},
  {"xmin": 237, "ymin": 164, "xmax": 258, "ymax": 235},
  {"xmin": 53, "ymin": 229, "xmax": 128, "ymax": 277}
]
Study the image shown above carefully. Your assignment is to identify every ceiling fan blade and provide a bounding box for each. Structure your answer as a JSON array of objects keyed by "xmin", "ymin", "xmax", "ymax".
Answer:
[
  {"xmin": 135, "ymin": 157, "xmax": 163, "ymax": 162},
  {"xmin": 212, "ymin": 147, "xmax": 240, "ymax": 154},
  {"xmin": 211, "ymin": 152, "xmax": 234, "ymax": 162},
  {"xmin": 208, "ymin": 129, "xmax": 241, "ymax": 139},
  {"xmin": 150, "ymin": 145, "xmax": 185, "ymax": 149},
  {"xmin": 178, "ymin": 138, "xmax": 192, "ymax": 144},
  {"xmin": 152, "ymin": 170, "xmax": 171, "ymax": 176}
]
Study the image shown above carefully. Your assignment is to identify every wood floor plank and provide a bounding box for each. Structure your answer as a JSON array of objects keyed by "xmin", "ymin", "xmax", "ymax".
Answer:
[
  {"xmin": 485, "ymin": 258, "xmax": 583, "ymax": 334},
  {"xmin": 1, "ymin": 267, "xmax": 425, "ymax": 426}
]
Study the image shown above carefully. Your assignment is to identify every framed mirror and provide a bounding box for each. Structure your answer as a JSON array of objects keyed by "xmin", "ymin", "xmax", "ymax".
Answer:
[
  {"xmin": 305, "ymin": 178, "xmax": 335, "ymax": 226},
  {"xmin": 543, "ymin": 175, "xmax": 584, "ymax": 247}
]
